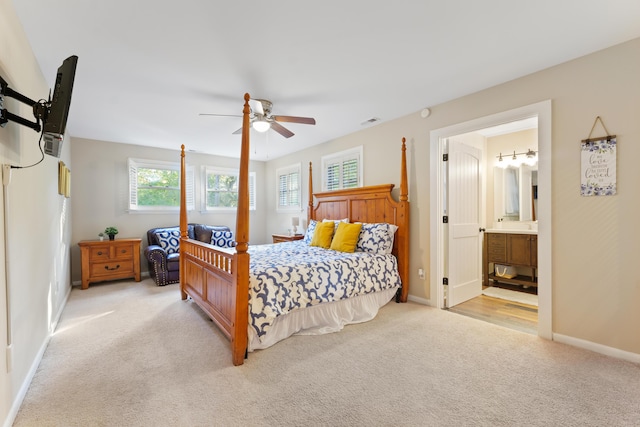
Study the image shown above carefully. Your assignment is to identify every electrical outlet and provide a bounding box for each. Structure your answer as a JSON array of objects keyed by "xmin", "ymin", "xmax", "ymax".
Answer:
[{"xmin": 418, "ymin": 268, "xmax": 425, "ymax": 279}]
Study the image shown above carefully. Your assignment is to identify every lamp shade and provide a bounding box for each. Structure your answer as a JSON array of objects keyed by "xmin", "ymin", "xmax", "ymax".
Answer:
[{"xmin": 252, "ymin": 120, "xmax": 271, "ymax": 132}]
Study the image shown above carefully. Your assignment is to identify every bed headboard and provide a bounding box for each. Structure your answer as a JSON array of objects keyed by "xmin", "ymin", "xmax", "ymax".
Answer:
[{"xmin": 308, "ymin": 139, "xmax": 410, "ymax": 302}]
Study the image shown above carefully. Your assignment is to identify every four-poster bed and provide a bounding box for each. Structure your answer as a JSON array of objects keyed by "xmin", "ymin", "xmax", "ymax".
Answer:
[{"xmin": 179, "ymin": 93, "xmax": 409, "ymax": 365}]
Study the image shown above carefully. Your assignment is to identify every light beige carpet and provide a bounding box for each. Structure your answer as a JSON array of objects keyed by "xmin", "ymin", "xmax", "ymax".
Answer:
[{"xmin": 13, "ymin": 279, "xmax": 640, "ymax": 426}]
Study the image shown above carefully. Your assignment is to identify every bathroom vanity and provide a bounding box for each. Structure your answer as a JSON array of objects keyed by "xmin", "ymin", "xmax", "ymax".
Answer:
[{"xmin": 483, "ymin": 230, "xmax": 537, "ymax": 287}]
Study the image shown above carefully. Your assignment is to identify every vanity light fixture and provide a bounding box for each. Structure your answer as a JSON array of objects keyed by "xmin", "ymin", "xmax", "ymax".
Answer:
[{"xmin": 496, "ymin": 149, "xmax": 538, "ymax": 167}]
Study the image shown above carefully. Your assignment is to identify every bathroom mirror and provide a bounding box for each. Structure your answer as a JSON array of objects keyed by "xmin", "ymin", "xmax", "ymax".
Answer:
[{"xmin": 494, "ymin": 165, "xmax": 537, "ymax": 222}]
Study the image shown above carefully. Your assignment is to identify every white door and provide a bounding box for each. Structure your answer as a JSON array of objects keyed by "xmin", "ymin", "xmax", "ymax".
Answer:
[{"xmin": 446, "ymin": 140, "xmax": 482, "ymax": 307}]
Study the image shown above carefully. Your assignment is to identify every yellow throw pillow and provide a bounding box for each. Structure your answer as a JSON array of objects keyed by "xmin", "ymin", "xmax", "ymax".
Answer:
[
  {"xmin": 310, "ymin": 221, "xmax": 335, "ymax": 249},
  {"xmin": 330, "ymin": 222, "xmax": 363, "ymax": 253}
]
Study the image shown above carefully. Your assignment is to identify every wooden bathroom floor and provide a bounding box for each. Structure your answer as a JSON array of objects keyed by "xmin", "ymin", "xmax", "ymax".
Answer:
[{"xmin": 447, "ymin": 293, "xmax": 538, "ymax": 335}]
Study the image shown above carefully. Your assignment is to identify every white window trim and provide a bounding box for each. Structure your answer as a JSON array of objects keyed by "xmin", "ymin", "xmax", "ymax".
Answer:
[
  {"xmin": 201, "ymin": 165, "xmax": 256, "ymax": 213},
  {"xmin": 321, "ymin": 145, "xmax": 364, "ymax": 191},
  {"xmin": 128, "ymin": 158, "xmax": 194, "ymax": 213},
  {"xmin": 276, "ymin": 163, "xmax": 302, "ymax": 212}
]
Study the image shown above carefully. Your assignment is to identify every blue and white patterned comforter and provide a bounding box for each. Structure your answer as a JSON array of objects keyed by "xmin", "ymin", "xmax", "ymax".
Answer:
[{"xmin": 248, "ymin": 241, "xmax": 401, "ymax": 341}]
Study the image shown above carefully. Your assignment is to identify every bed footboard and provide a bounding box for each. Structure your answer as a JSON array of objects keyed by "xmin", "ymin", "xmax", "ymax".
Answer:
[
  {"xmin": 180, "ymin": 239, "xmax": 248, "ymax": 365},
  {"xmin": 178, "ymin": 94, "xmax": 252, "ymax": 366}
]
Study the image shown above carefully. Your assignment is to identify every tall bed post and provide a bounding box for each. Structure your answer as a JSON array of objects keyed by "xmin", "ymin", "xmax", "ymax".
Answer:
[
  {"xmin": 307, "ymin": 162, "xmax": 313, "ymax": 227},
  {"xmin": 400, "ymin": 137, "xmax": 408, "ymax": 202},
  {"xmin": 398, "ymin": 137, "xmax": 409, "ymax": 302},
  {"xmin": 179, "ymin": 144, "xmax": 188, "ymax": 300},
  {"xmin": 231, "ymin": 93, "xmax": 252, "ymax": 365}
]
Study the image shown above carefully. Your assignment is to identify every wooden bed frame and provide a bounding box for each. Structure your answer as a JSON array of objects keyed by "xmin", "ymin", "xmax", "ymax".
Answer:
[{"xmin": 179, "ymin": 93, "xmax": 409, "ymax": 365}]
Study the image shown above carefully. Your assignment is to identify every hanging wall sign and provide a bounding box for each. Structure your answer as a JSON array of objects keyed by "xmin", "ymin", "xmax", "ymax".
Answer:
[{"xmin": 580, "ymin": 116, "xmax": 616, "ymax": 197}]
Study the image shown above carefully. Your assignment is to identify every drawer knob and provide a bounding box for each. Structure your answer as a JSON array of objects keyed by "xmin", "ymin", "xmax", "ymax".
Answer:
[
  {"xmin": 97, "ymin": 251, "xmax": 103, "ymax": 255},
  {"xmin": 105, "ymin": 264, "xmax": 120, "ymax": 271}
]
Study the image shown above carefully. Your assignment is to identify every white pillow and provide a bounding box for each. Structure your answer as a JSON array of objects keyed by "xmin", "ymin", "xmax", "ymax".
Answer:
[{"xmin": 355, "ymin": 223, "xmax": 398, "ymax": 254}]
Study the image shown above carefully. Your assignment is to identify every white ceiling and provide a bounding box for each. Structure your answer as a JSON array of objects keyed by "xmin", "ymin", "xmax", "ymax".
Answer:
[{"xmin": 12, "ymin": 1, "xmax": 640, "ymax": 161}]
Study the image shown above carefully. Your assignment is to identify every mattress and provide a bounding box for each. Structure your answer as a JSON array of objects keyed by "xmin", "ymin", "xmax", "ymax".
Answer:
[{"xmin": 247, "ymin": 241, "xmax": 402, "ymax": 348}]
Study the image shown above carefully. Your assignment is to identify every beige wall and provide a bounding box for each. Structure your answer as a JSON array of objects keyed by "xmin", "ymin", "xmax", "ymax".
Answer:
[
  {"xmin": 266, "ymin": 37, "xmax": 640, "ymax": 356},
  {"xmin": 0, "ymin": 0, "xmax": 73, "ymax": 424},
  {"xmin": 69, "ymin": 138, "xmax": 268, "ymax": 282},
  {"xmin": 434, "ymin": 38, "xmax": 639, "ymax": 355}
]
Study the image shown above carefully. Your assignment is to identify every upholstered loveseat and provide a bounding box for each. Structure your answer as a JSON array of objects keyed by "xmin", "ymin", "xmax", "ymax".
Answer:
[{"xmin": 144, "ymin": 224, "xmax": 233, "ymax": 286}]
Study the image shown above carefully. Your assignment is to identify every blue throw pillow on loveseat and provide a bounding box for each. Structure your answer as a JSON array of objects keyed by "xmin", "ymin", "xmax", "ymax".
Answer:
[{"xmin": 210, "ymin": 230, "xmax": 235, "ymax": 248}]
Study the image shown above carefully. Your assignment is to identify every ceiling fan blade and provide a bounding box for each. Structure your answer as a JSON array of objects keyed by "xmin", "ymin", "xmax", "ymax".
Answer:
[
  {"xmin": 272, "ymin": 115, "xmax": 316, "ymax": 125},
  {"xmin": 199, "ymin": 113, "xmax": 242, "ymax": 117},
  {"xmin": 270, "ymin": 121, "xmax": 295, "ymax": 138}
]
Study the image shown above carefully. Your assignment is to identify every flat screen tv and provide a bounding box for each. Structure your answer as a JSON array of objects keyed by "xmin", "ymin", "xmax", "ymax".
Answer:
[{"xmin": 43, "ymin": 55, "xmax": 78, "ymax": 157}]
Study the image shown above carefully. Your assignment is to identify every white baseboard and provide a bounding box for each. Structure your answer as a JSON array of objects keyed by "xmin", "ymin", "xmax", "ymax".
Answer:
[
  {"xmin": 4, "ymin": 284, "xmax": 72, "ymax": 427},
  {"xmin": 407, "ymin": 294, "xmax": 432, "ymax": 306},
  {"xmin": 554, "ymin": 333, "xmax": 640, "ymax": 364},
  {"xmin": 71, "ymin": 271, "xmax": 151, "ymax": 288},
  {"xmin": 4, "ymin": 339, "xmax": 49, "ymax": 427}
]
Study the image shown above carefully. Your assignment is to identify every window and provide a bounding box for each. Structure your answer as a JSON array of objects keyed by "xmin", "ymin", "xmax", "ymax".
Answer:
[
  {"xmin": 276, "ymin": 163, "xmax": 301, "ymax": 211},
  {"xmin": 202, "ymin": 166, "xmax": 256, "ymax": 211},
  {"xmin": 128, "ymin": 158, "xmax": 194, "ymax": 212},
  {"xmin": 321, "ymin": 146, "xmax": 363, "ymax": 191}
]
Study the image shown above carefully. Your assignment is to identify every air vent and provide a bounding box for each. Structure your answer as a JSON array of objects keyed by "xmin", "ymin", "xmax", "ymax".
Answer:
[{"xmin": 360, "ymin": 117, "xmax": 381, "ymax": 126}]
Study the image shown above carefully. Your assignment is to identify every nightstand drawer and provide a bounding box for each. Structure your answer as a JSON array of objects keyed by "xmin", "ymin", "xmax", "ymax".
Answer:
[
  {"xmin": 112, "ymin": 243, "xmax": 136, "ymax": 260},
  {"xmin": 90, "ymin": 260, "xmax": 134, "ymax": 278},
  {"xmin": 89, "ymin": 246, "xmax": 111, "ymax": 261}
]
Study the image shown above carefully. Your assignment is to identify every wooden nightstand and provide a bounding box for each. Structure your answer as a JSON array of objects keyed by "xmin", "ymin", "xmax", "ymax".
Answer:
[
  {"xmin": 78, "ymin": 238, "xmax": 141, "ymax": 289},
  {"xmin": 272, "ymin": 234, "xmax": 304, "ymax": 244}
]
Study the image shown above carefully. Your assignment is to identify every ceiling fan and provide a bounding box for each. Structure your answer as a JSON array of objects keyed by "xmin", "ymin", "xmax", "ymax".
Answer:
[{"xmin": 199, "ymin": 98, "xmax": 316, "ymax": 138}]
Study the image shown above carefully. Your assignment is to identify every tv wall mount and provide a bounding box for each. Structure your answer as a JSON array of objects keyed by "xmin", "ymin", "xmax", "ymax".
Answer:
[
  {"xmin": 0, "ymin": 75, "xmax": 49, "ymax": 133},
  {"xmin": 0, "ymin": 55, "xmax": 78, "ymax": 159}
]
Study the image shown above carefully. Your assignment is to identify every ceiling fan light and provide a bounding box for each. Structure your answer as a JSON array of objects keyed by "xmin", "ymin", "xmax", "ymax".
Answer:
[{"xmin": 252, "ymin": 120, "xmax": 271, "ymax": 132}]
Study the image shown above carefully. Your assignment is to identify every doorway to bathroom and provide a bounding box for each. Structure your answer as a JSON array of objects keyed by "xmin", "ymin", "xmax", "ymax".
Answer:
[{"xmin": 429, "ymin": 101, "xmax": 552, "ymax": 338}]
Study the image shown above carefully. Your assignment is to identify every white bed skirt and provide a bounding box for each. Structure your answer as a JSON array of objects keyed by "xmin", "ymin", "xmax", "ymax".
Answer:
[{"xmin": 247, "ymin": 287, "xmax": 398, "ymax": 352}]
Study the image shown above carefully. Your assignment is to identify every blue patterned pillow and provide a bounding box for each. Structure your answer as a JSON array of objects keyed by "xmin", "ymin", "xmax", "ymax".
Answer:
[
  {"xmin": 303, "ymin": 219, "xmax": 318, "ymax": 244},
  {"xmin": 211, "ymin": 230, "xmax": 235, "ymax": 248},
  {"xmin": 155, "ymin": 230, "xmax": 181, "ymax": 254},
  {"xmin": 356, "ymin": 223, "xmax": 398, "ymax": 254}
]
